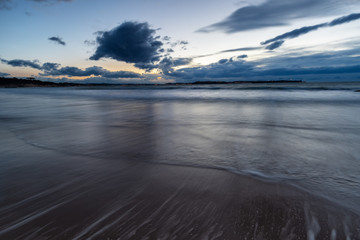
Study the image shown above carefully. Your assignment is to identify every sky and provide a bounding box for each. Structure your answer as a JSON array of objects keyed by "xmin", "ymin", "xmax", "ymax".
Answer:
[{"xmin": 0, "ymin": 0, "xmax": 360, "ymax": 83}]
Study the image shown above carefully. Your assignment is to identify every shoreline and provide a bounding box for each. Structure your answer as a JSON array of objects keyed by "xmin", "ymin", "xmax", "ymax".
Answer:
[{"xmin": 0, "ymin": 77, "xmax": 303, "ymax": 88}]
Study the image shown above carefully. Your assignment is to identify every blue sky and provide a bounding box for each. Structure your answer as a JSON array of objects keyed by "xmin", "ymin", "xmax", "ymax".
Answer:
[{"xmin": 0, "ymin": 0, "xmax": 360, "ymax": 83}]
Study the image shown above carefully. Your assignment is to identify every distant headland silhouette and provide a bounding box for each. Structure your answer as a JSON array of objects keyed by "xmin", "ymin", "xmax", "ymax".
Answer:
[{"xmin": 0, "ymin": 77, "xmax": 304, "ymax": 88}]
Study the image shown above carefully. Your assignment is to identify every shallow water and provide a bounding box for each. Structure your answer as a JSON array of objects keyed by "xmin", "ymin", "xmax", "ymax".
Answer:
[{"xmin": 1, "ymin": 83, "xmax": 360, "ymax": 239}]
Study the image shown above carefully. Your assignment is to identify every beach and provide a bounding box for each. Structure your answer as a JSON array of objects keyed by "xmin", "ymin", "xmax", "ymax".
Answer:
[{"xmin": 1, "ymin": 84, "xmax": 360, "ymax": 239}]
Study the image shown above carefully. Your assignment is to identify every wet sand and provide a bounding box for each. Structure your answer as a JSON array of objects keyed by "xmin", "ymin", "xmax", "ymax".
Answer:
[
  {"xmin": 1, "ymin": 129, "xmax": 359, "ymax": 240},
  {"xmin": 1, "ymin": 87, "xmax": 360, "ymax": 239}
]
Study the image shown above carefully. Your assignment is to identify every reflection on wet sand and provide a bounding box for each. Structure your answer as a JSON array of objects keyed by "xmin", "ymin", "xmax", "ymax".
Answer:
[
  {"xmin": 1, "ymin": 88, "xmax": 360, "ymax": 239},
  {"xmin": 1, "ymin": 129, "xmax": 359, "ymax": 239}
]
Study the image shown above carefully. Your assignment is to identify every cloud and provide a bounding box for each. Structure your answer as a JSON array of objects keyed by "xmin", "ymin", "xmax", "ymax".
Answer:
[
  {"xmin": 198, "ymin": 0, "xmax": 354, "ymax": 33},
  {"xmin": 255, "ymin": 47, "xmax": 360, "ymax": 70},
  {"xmin": 89, "ymin": 21, "xmax": 193, "ymax": 73},
  {"xmin": 162, "ymin": 36, "xmax": 171, "ymax": 41},
  {"xmin": 1, "ymin": 58, "xmax": 142, "ymax": 79},
  {"xmin": 42, "ymin": 62, "xmax": 61, "ymax": 71},
  {"xmin": 48, "ymin": 36, "xmax": 66, "ymax": 46},
  {"xmin": 133, "ymin": 62, "xmax": 159, "ymax": 72},
  {"xmin": 166, "ymin": 47, "xmax": 360, "ymax": 81},
  {"xmin": 1, "ymin": 0, "xmax": 73, "ymax": 10},
  {"xmin": 218, "ymin": 59, "xmax": 228, "ymax": 64},
  {"xmin": 88, "ymin": 22, "xmax": 193, "ymax": 72},
  {"xmin": 0, "ymin": 72, "xmax": 10, "ymax": 77},
  {"xmin": 328, "ymin": 13, "xmax": 360, "ymax": 26},
  {"xmin": 265, "ymin": 40, "xmax": 285, "ymax": 50},
  {"xmin": 220, "ymin": 47, "xmax": 262, "ymax": 53},
  {"xmin": 90, "ymin": 21, "xmax": 163, "ymax": 65},
  {"xmin": 172, "ymin": 58, "xmax": 192, "ymax": 66},
  {"xmin": 169, "ymin": 40, "xmax": 189, "ymax": 48},
  {"xmin": 258, "ymin": 65, "xmax": 360, "ymax": 76},
  {"xmin": 192, "ymin": 46, "xmax": 260, "ymax": 59},
  {"xmin": 166, "ymin": 58, "xmax": 253, "ymax": 80},
  {"xmin": 42, "ymin": 65, "xmax": 142, "ymax": 78},
  {"xmin": 158, "ymin": 57, "xmax": 192, "ymax": 74},
  {"xmin": 262, "ymin": 13, "xmax": 360, "ymax": 48},
  {"xmin": 134, "ymin": 57, "xmax": 192, "ymax": 73},
  {"xmin": 0, "ymin": 0, "xmax": 11, "ymax": 10},
  {"xmin": 84, "ymin": 40, "xmax": 96, "ymax": 46},
  {"xmin": 171, "ymin": 61, "xmax": 360, "ymax": 81},
  {"xmin": 262, "ymin": 24, "xmax": 326, "ymax": 45},
  {"xmin": 0, "ymin": 58, "xmax": 42, "ymax": 69},
  {"xmin": 3, "ymin": 46, "xmax": 360, "ymax": 83}
]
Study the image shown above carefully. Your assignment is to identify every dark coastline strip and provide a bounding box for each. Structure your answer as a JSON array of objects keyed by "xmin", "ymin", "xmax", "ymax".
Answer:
[
  {"xmin": 0, "ymin": 77, "xmax": 303, "ymax": 88},
  {"xmin": 0, "ymin": 77, "xmax": 80, "ymax": 88}
]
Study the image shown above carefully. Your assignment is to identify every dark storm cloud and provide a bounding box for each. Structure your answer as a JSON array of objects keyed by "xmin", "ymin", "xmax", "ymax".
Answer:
[
  {"xmin": 265, "ymin": 40, "xmax": 285, "ymax": 50},
  {"xmin": 159, "ymin": 57, "xmax": 192, "ymax": 73},
  {"xmin": 90, "ymin": 21, "xmax": 163, "ymax": 65},
  {"xmin": 166, "ymin": 47, "xmax": 360, "ymax": 81},
  {"xmin": 218, "ymin": 59, "xmax": 228, "ymax": 64},
  {"xmin": 157, "ymin": 58, "xmax": 191, "ymax": 69},
  {"xmin": 166, "ymin": 58, "xmax": 253, "ymax": 80},
  {"xmin": 328, "ymin": 13, "xmax": 360, "ymax": 26},
  {"xmin": 88, "ymin": 21, "xmax": 192, "ymax": 72},
  {"xmin": 135, "ymin": 57, "xmax": 192, "ymax": 73},
  {"xmin": 42, "ymin": 62, "xmax": 60, "ymax": 71},
  {"xmin": 48, "ymin": 36, "xmax": 66, "ymax": 46},
  {"xmin": 257, "ymin": 65, "xmax": 360, "ymax": 76},
  {"xmin": 42, "ymin": 65, "xmax": 142, "ymax": 78},
  {"xmin": 170, "ymin": 61, "xmax": 360, "ymax": 80},
  {"xmin": 0, "ymin": 58, "xmax": 42, "ymax": 69},
  {"xmin": 173, "ymin": 58, "xmax": 192, "ymax": 65},
  {"xmin": 255, "ymin": 47, "xmax": 360, "ymax": 70},
  {"xmin": 262, "ymin": 13, "xmax": 360, "ymax": 47},
  {"xmin": 237, "ymin": 55, "xmax": 248, "ymax": 59},
  {"xmin": 133, "ymin": 62, "xmax": 158, "ymax": 72},
  {"xmin": 198, "ymin": 0, "xmax": 353, "ymax": 33},
  {"xmin": 262, "ymin": 24, "xmax": 326, "ymax": 45},
  {"xmin": 1, "ymin": 58, "xmax": 142, "ymax": 79},
  {"xmin": 0, "ymin": 72, "xmax": 10, "ymax": 77}
]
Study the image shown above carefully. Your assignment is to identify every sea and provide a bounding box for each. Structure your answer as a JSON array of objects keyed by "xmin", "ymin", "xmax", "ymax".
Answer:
[{"xmin": 0, "ymin": 82, "xmax": 360, "ymax": 239}]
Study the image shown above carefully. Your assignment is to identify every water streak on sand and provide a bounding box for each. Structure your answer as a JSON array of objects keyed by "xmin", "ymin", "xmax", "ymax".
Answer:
[
  {"xmin": 0, "ymin": 179, "xmax": 81, "ymax": 213},
  {"xmin": 0, "ymin": 197, "xmax": 75, "ymax": 236}
]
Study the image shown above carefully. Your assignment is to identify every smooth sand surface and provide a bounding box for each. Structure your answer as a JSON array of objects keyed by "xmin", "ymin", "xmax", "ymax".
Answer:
[{"xmin": 1, "ymin": 129, "xmax": 359, "ymax": 240}]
